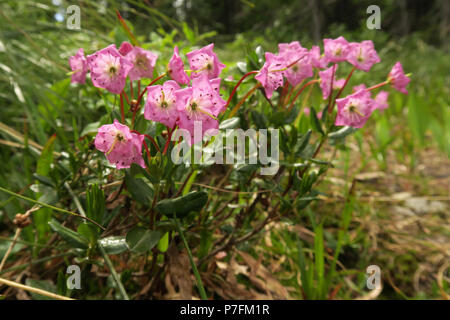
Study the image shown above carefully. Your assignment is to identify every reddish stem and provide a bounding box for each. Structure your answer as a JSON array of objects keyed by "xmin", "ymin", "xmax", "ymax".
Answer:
[
  {"xmin": 279, "ymin": 81, "xmax": 289, "ymax": 107},
  {"xmin": 132, "ymin": 105, "xmax": 138, "ymax": 128},
  {"xmin": 119, "ymin": 93, "xmax": 125, "ymax": 123},
  {"xmin": 367, "ymin": 80, "xmax": 389, "ymax": 91},
  {"xmin": 130, "ymin": 80, "xmax": 134, "ymax": 99},
  {"xmin": 116, "ymin": 10, "xmax": 138, "ymax": 45},
  {"xmin": 162, "ymin": 125, "xmax": 176, "ymax": 155},
  {"xmin": 329, "ymin": 66, "xmax": 357, "ymax": 113},
  {"xmin": 228, "ymin": 83, "xmax": 261, "ymax": 118},
  {"xmin": 142, "ymin": 140, "xmax": 152, "ymax": 163},
  {"xmin": 287, "ymin": 79, "xmax": 320, "ymax": 111},
  {"xmin": 131, "ymin": 130, "xmax": 160, "ymax": 152},
  {"xmin": 122, "ymin": 90, "xmax": 130, "ymax": 106},
  {"xmin": 225, "ymin": 70, "xmax": 259, "ymax": 109},
  {"xmin": 284, "ymin": 85, "xmax": 295, "ymax": 107},
  {"xmin": 136, "ymin": 73, "xmax": 167, "ymax": 106},
  {"xmin": 326, "ymin": 64, "xmax": 337, "ymax": 113}
]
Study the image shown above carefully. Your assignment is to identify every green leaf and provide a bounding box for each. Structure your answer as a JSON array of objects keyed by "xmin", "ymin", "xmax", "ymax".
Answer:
[
  {"xmin": 295, "ymin": 129, "xmax": 312, "ymax": 156},
  {"xmin": 314, "ymin": 224, "xmax": 325, "ymax": 299},
  {"xmin": 310, "ymin": 107, "xmax": 324, "ymax": 135},
  {"xmin": 56, "ymin": 270, "xmax": 66, "ymax": 296},
  {"xmin": 155, "ymin": 191, "xmax": 208, "ymax": 218},
  {"xmin": 48, "ymin": 219, "xmax": 88, "ymax": 249},
  {"xmin": 130, "ymin": 163, "xmax": 155, "ymax": 183},
  {"xmin": 219, "ymin": 117, "xmax": 241, "ymax": 129},
  {"xmin": 309, "ymin": 158, "xmax": 332, "ymax": 166},
  {"xmin": 86, "ymin": 184, "xmax": 105, "ymax": 224},
  {"xmin": 285, "ymin": 106, "xmax": 300, "ymax": 124},
  {"xmin": 182, "ymin": 22, "xmax": 196, "ymax": 44},
  {"xmin": 98, "ymin": 236, "xmax": 129, "ymax": 255},
  {"xmin": 32, "ymin": 174, "xmax": 55, "ymax": 187},
  {"xmin": 80, "ymin": 122, "xmax": 100, "ymax": 136},
  {"xmin": 126, "ymin": 227, "xmax": 161, "ymax": 254},
  {"xmin": 255, "ymin": 45, "xmax": 265, "ymax": 64},
  {"xmin": 182, "ymin": 170, "xmax": 197, "ymax": 196},
  {"xmin": 124, "ymin": 171, "xmax": 154, "ymax": 205},
  {"xmin": 328, "ymin": 126, "xmax": 357, "ymax": 143},
  {"xmin": 25, "ymin": 279, "xmax": 57, "ymax": 300},
  {"xmin": 297, "ymin": 239, "xmax": 310, "ymax": 298},
  {"xmin": 77, "ymin": 223, "xmax": 99, "ymax": 244},
  {"xmin": 251, "ymin": 110, "xmax": 268, "ymax": 129},
  {"xmin": 0, "ymin": 238, "xmax": 23, "ymax": 260},
  {"xmin": 157, "ymin": 232, "xmax": 169, "ymax": 253},
  {"xmin": 36, "ymin": 134, "xmax": 56, "ymax": 177},
  {"xmin": 236, "ymin": 61, "xmax": 248, "ymax": 74}
]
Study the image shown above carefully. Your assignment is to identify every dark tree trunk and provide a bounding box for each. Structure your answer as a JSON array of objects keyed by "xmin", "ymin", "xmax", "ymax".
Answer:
[{"xmin": 309, "ymin": 0, "xmax": 321, "ymax": 44}]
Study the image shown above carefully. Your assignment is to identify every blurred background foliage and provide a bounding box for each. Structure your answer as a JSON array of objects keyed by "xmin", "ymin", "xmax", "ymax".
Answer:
[{"xmin": 0, "ymin": 0, "xmax": 449, "ymax": 299}]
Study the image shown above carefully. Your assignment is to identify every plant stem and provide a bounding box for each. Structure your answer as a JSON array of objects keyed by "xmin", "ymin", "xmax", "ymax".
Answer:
[
  {"xmin": 122, "ymin": 90, "xmax": 131, "ymax": 106},
  {"xmin": 120, "ymin": 93, "xmax": 125, "ymax": 123},
  {"xmin": 279, "ymin": 81, "xmax": 289, "ymax": 107},
  {"xmin": 329, "ymin": 66, "xmax": 357, "ymax": 112},
  {"xmin": 0, "ymin": 186, "xmax": 104, "ymax": 230},
  {"xmin": 150, "ymin": 183, "xmax": 159, "ymax": 229},
  {"xmin": 131, "ymin": 130, "xmax": 160, "ymax": 152},
  {"xmin": 130, "ymin": 80, "xmax": 134, "ymax": 99},
  {"xmin": 367, "ymin": 80, "xmax": 389, "ymax": 91},
  {"xmin": 228, "ymin": 83, "xmax": 261, "ymax": 118},
  {"xmin": 287, "ymin": 79, "xmax": 320, "ymax": 111},
  {"xmin": 326, "ymin": 63, "xmax": 337, "ymax": 113},
  {"xmin": 135, "ymin": 73, "xmax": 167, "ymax": 106},
  {"xmin": 174, "ymin": 215, "xmax": 207, "ymax": 300},
  {"xmin": 162, "ymin": 126, "xmax": 175, "ymax": 155},
  {"xmin": 98, "ymin": 241, "xmax": 130, "ymax": 300},
  {"xmin": 0, "ymin": 252, "xmax": 73, "ymax": 275},
  {"xmin": 142, "ymin": 140, "xmax": 152, "ymax": 164},
  {"xmin": 116, "ymin": 10, "xmax": 138, "ymax": 46},
  {"xmin": 0, "ymin": 228, "xmax": 21, "ymax": 272},
  {"xmin": 225, "ymin": 70, "xmax": 259, "ymax": 109},
  {"xmin": 0, "ymin": 276, "xmax": 74, "ymax": 300}
]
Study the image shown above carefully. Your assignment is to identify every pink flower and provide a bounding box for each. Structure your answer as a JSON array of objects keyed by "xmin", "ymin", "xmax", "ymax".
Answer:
[
  {"xmin": 118, "ymin": 41, "xmax": 133, "ymax": 56},
  {"xmin": 87, "ymin": 44, "xmax": 133, "ymax": 94},
  {"xmin": 94, "ymin": 119, "xmax": 145, "ymax": 169},
  {"xmin": 187, "ymin": 43, "xmax": 226, "ymax": 80},
  {"xmin": 352, "ymin": 84, "xmax": 367, "ymax": 92},
  {"xmin": 144, "ymin": 80, "xmax": 180, "ymax": 128},
  {"xmin": 175, "ymin": 74, "xmax": 224, "ymax": 145},
  {"xmin": 388, "ymin": 62, "xmax": 410, "ymax": 94},
  {"xmin": 335, "ymin": 90, "xmax": 375, "ymax": 128},
  {"xmin": 278, "ymin": 41, "xmax": 313, "ymax": 86},
  {"xmin": 310, "ymin": 46, "xmax": 329, "ymax": 69},
  {"xmin": 68, "ymin": 48, "xmax": 88, "ymax": 84},
  {"xmin": 168, "ymin": 46, "xmax": 190, "ymax": 85},
  {"xmin": 347, "ymin": 40, "xmax": 380, "ymax": 72},
  {"xmin": 319, "ymin": 65, "xmax": 338, "ymax": 99},
  {"xmin": 323, "ymin": 36, "xmax": 350, "ymax": 63},
  {"xmin": 374, "ymin": 90, "xmax": 389, "ymax": 111},
  {"xmin": 255, "ymin": 52, "xmax": 286, "ymax": 99},
  {"xmin": 333, "ymin": 78, "xmax": 346, "ymax": 90},
  {"xmin": 124, "ymin": 46, "xmax": 158, "ymax": 81},
  {"xmin": 209, "ymin": 78, "xmax": 227, "ymax": 115}
]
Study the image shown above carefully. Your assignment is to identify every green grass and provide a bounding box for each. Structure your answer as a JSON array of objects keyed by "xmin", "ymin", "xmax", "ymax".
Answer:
[{"xmin": 0, "ymin": 0, "xmax": 448, "ymax": 300}]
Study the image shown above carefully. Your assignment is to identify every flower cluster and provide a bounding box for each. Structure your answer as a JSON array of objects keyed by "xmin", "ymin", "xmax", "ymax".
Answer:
[
  {"xmin": 69, "ymin": 36, "xmax": 410, "ymax": 170},
  {"xmin": 69, "ymin": 42, "xmax": 227, "ymax": 169},
  {"xmin": 255, "ymin": 37, "xmax": 410, "ymax": 128},
  {"xmin": 147, "ymin": 44, "xmax": 226, "ymax": 145},
  {"xmin": 70, "ymin": 42, "xmax": 156, "ymax": 93}
]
